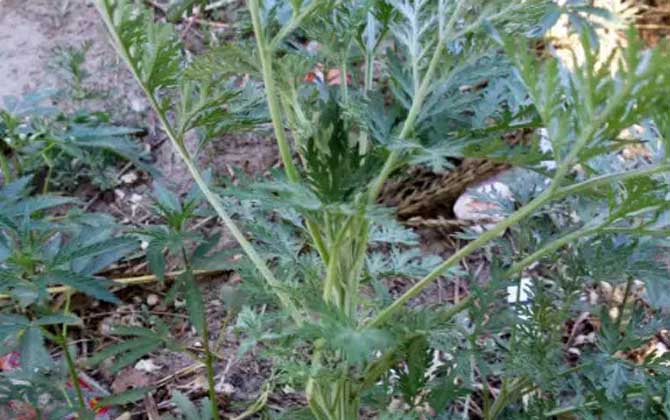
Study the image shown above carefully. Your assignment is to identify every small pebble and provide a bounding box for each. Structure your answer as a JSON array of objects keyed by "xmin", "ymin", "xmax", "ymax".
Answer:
[{"xmin": 146, "ymin": 294, "xmax": 159, "ymax": 307}]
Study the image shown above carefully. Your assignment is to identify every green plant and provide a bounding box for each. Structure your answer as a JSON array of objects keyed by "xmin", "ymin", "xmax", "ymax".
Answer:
[
  {"xmin": 97, "ymin": 0, "xmax": 670, "ymax": 418},
  {"xmin": 87, "ymin": 181, "xmax": 232, "ymax": 418},
  {"xmin": 0, "ymin": 175, "xmax": 137, "ymax": 417},
  {"xmin": 163, "ymin": 390, "xmax": 215, "ymax": 420},
  {"xmin": 0, "ymin": 90, "xmax": 152, "ymax": 192},
  {"xmin": 51, "ymin": 41, "xmax": 100, "ymax": 102}
]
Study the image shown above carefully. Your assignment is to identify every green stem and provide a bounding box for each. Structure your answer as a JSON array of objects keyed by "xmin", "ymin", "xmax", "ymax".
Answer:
[
  {"xmin": 345, "ymin": 220, "xmax": 368, "ymax": 318},
  {"xmin": 504, "ymin": 225, "xmax": 601, "ymax": 278},
  {"xmin": 489, "ymin": 364, "xmax": 589, "ymax": 419},
  {"xmin": 42, "ymin": 163, "xmax": 53, "ymax": 194},
  {"xmin": 248, "ymin": 0, "xmax": 330, "ymax": 266},
  {"xmin": 248, "ymin": 0, "xmax": 299, "ymax": 183},
  {"xmin": 366, "ymin": 52, "xmax": 646, "ymax": 329},
  {"xmin": 366, "ymin": 187, "xmax": 553, "ymax": 329},
  {"xmin": 61, "ymin": 292, "xmax": 87, "ymax": 413},
  {"xmin": 12, "ymin": 154, "xmax": 22, "ymax": 176},
  {"xmin": 616, "ymin": 275, "xmax": 634, "ymax": 333},
  {"xmin": 554, "ymin": 164, "xmax": 670, "ymax": 199},
  {"xmin": 181, "ymin": 245, "xmax": 220, "ymax": 420},
  {"xmin": 97, "ymin": 2, "xmax": 302, "ymax": 324},
  {"xmin": 201, "ymin": 311, "xmax": 221, "ymax": 420},
  {"xmin": 367, "ymin": 1, "xmax": 467, "ymax": 203},
  {"xmin": 62, "ymin": 341, "xmax": 87, "ymax": 412},
  {"xmin": 485, "ymin": 377, "xmax": 531, "ymax": 420},
  {"xmin": 543, "ymin": 401, "xmax": 599, "ymax": 417},
  {"xmin": 269, "ymin": 0, "xmax": 323, "ymax": 51},
  {"xmin": 364, "ymin": 50, "xmax": 374, "ymax": 93},
  {"xmin": 601, "ymin": 226, "xmax": 670, "ymax": 236},
  {"xmin": 0, "ymin": 151, "xmax": 12, "ymax": 182}
]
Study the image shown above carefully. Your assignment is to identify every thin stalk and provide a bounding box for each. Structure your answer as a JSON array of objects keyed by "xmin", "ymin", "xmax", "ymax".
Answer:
[
  {"xmin": 0, "ymin": 151, "xmax": 12, "ymax": 182},
  {"xmin": 61, "ymin": 292, "xmax": 87, "ymax": 413},
  {"xmin": 364, "ymin": 50, "xmax": 374, "ymax": 93},
  {"xmin": 62, "ymin": 343, "xmax": 86, "ymax": 412},
  {"xmin": 359, "ymin": 299, "xmax": 471, "ymax": 393},
  {"xmin": 462, "ymin": 346, "xmax": 476, "ymax": 419},
  {"xmin": 368, "ymin": 1, "xmax": 467, "ymax": 203},
  {"xmin": 230, "ymin": 382, "xmax": 272, "ymax": 420},
  {"xmin": 201, "ymin": 314, "xmax": 220, "ymax": 420},
  {"xmin": 543, "ymin": 401, "xmax": 599, "ymax": 417},
  {"xmin": 358, "ymin": 333, "xmax": 423, "ymax": 394},
  {"xmin": 485, "ymin": 377, "xmax": 531, "ymax": 420},
  {"xmin": 504, "ymin": 225, "xmax": 601, "ymax": 278},
  {"xmin": 554, "ymin": 164, "xmax": 670, "ymax": 199},
  {"xmin": 601, "ymin": 226, "xmax": 670, "ymax": 236},
  {"xmin": 339, "ymin": 43, "xmax": 352, "ymax": 103},
  {"xmin": 214, "ymin": 310, "xmax": 235, "ymax": 354},
  {"xmin": 616, "ymin": 275, "xmax": 634, "ymax": 333},
  {"xmin": 366, "ymin": 188, "xmax": 553, "ymax": 329},
  {"xmin": 182, "ymin": 245, "xmax": 220, "ymax": 420},
  {"xmin": 489, "ymin": 364, "xmax": 588, "ymax": 418},
  {"xmin": 0, "ymin": 269, "xmax": 224, "ymax": 301},
  {"xmin": 97, "ymin": 3, "xmax": 302, "ymax": 324},
  {"xmin": 269, "ymin": 0, "xmax": 323, "ymax": 51},
  {"xmin": 248, "ymin": 0, "xmax": 298, "ymax": 182},
  {"xmin": 322, "ymin": 216, "xmax": 354, "ymax": 306},
  {"xmin": 306, "ymin": 339, "xmax": 331, "ymax": 420},
  {"xmin": 42, "ymin": 163, "xmax": 53, "ymax": 194},
  {"xmin": 12, "ymin": 154, "xmax": 22, "ymax": 177},
  {"xmin": 345, "ymin": 220, "xmax": 369, "ymax": 318}
]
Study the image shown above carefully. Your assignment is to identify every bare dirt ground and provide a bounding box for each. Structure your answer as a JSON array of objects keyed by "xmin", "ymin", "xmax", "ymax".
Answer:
[{"xmin": 0, "ymin": 0, "xmax": 143, "ymax": 106}]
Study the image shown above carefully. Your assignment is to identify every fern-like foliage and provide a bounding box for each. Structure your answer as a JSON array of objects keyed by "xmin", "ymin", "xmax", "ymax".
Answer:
[
  {"xmin": 98, "ymin": 0, "xmax": 268, "ymax": 151},
  {"xmin": 96, "ymin": 0, "xmax": 670, "ymax": 418}
]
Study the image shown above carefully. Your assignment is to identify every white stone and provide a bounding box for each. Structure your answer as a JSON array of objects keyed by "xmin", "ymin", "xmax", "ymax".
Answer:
[{"xmin": 134, "ymin": 359, "xmax": 162, "ymax": 373}]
